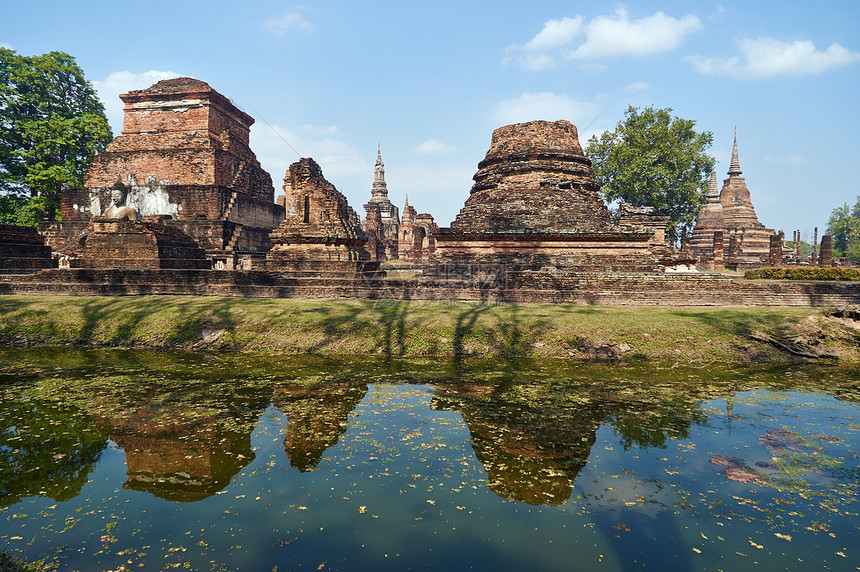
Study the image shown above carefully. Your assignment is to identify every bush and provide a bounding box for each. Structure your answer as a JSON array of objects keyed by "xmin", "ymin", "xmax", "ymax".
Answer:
[{"xmin": 744, "ymin": 267, "xmax": 860, "ymax": 281}]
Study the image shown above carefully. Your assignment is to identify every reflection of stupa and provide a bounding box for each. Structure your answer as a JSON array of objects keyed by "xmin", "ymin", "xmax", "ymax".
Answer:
[
  {"xmin": 112, "ymin": 426, "xmax": 254, "ymax": 502},
  {"xmin": 433, "ymin": 385, "xmax": 603, "ymax": 505},
  {"xmin": 91, "ymin": 392, "xmax": 264, "ymax": 502},
  {"xmin": 273, "ymin": 383, "xmax": 368, "ymax": 472}
]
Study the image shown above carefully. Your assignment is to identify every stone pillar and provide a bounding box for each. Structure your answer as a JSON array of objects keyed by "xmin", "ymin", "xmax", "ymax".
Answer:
[
  {"xmin": 795, "ymin": 230, "xmax": 801, "ymax": 258},
  {"xmin": 811, "ymin": 227, "xmax": 818, "ymax": 265},
  {"xmin": 726, "ymin": 235, "xmax": 738, "ymax": 269},
  {"xmin": 820, "ymin": 235, "xmax": 833, "ymax": 267},
  {"xmin": 712, "ymin": 231, "xmax": 724, "ymax": 269},
  {"xmin": 769, "ymin": 232, "xmax": 783, "ymax": 266}
]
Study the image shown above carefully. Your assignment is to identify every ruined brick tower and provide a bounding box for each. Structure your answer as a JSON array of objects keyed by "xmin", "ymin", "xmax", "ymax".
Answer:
[
  {"xmin": 47, "ymin": 77, "xmax": 284, "ymax": 268},
  {"xmin": 267, "ymin": 158, "xmax": 369, "ymax": 270},
  {"xmin": 434, "ymin": 120, "xmax": 677, "ymax": 271}
]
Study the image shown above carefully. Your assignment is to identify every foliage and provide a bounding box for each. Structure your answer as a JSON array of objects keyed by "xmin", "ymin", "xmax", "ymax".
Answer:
[
  {"xmin": 744, "ymin": 267, "xmax": 860, "ymax": 281},
  {"xmin": 826, "ymin": 196, "xmax": 860, "ymax": 263},
  {"xmin": 0, "ymin": 48, "xmax": 112, "ymax": 224},
  {"xmin": 585, "ymin": 106, "xmax": 715, "ymax": 246},
  {"xmin": 0, "ymin": 397, "xmax": 106, "ymax": 506}
]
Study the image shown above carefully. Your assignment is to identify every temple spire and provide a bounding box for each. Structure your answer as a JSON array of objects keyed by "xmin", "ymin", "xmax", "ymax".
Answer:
[
  {"xmin": 707, "ymin": 171, "xmax": 719, "ymax": 202},
  {"xmin": 728, "ymin": 127, "xmax": 742, "ymax": 176},
  {"xmin": 371, "ymin": 145, "xmax": 388, "ymax": 199}
]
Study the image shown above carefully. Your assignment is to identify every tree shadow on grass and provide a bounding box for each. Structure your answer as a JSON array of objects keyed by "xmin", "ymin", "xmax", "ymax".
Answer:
[{"xmin": 667, "ymin": 309, "xmax": 801, "ymax": 339}]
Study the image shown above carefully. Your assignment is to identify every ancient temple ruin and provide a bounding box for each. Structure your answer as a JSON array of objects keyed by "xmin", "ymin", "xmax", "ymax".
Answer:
[
  {"xmin": 688, "ymin": 171, "xmax": 726, "ymax": 269},
  {"xmin": 433, "ymin": 120, "xmax": 678, "ymax": 272},
  {"xmin": 266, "ymin": 158, "xmax": 370, "ymax": 271},
  {"xmin": 0, "ymin": 224, "xmax": 56, "ymax": 271},
  {"xmin": 719, "ymin": 132, "xmax": 775, "ymax": 268},
  {"xmin": 43, "ymin": 77, "xmax": 284, "ymax": 269},
  {"xmin": 362, "ymin": 147, "xmax": 399, "ymax": 260},
  {"xmin": 688, "ymin": 132, "xmax": 776, "ymax": 269},
  {"xmin": 398, "ymin": 196, "xmax": 438, "ymax": 261}
]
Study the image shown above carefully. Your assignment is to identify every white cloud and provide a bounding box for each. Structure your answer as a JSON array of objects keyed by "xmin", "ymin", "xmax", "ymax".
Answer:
[
  {"xmin": 505, "ymin": 9, "xmax": 700, "ymax": 70},
  {"xmin": 687, "ymin": 37, "xmax": 860, "ymax": 78},
  {"xmin": 568, "ymin": 8, "xmax": 702, "ymax": 60},
  {"xmin": 525, "ymin": 16, "xmax": 583, "ymax": 52},
  {"xmin": 415, "ymin": 139, "xmax": 457, "ymax": 155},
  {"xmin": 764, "ymin": 154, "xmax": 806, "ymax": 165},
  {"xmin": 263, "ymin": 12, "xmax": 313, "ymax": 36},
  {"xmin": 624, "ymin": 81, "xmax": 649, "ymax": 92},
  {"xmin": 0, "ymin": 42, "xmax": 13, "ymax": 50},
  {"xmin": 492, "ymin": 92, "xmax": 601, "ymax": 126},
  {"xmin": 93, "ymin": 70, "xmax": 181, "ymax": 134}
]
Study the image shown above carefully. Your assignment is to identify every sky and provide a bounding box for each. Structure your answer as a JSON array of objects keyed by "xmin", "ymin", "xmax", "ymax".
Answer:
[{"xmin": 3, "ymin": 0, "xmax": 858, "ymax": 240}]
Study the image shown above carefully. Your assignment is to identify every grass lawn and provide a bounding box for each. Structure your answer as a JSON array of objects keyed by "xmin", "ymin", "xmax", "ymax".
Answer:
[{"xmin": 0, "ymin": 295, "xmax": 857, "ymax": 363}]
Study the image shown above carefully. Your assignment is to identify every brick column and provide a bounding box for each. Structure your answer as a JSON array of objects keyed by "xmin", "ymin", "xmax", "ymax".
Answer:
[
  {"xmin": 712, "ymin": 231, "xmax": 724, "ymax": 269},
  {"xmin": 811, "ymin": 227, "xmax": 818, "ymax": 265},
  {"xmin": 769, "ymin": 232, "xmax": 783, "ymax": 266},
  {"xmin": 820, "ymin": 235, "xmax": 833, "ymax": 267}
]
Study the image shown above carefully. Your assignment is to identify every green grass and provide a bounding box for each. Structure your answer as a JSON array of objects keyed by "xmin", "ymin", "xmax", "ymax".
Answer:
[{"xmin": 0, "ymin": 295, "xmax": 855, "ymax": 364}]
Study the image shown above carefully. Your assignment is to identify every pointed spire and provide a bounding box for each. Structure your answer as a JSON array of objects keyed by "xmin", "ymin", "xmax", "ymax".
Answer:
[
  {"xmin": 728, "ymin": 127, "xmax": 742, "ymax": 176},
  {"xmin": 707, "ymin": 170, "xmax": 718, "ymax": 200},
  {"xmin": 404, "ymin": 194, "xmax": 409, "ymax": 208}
]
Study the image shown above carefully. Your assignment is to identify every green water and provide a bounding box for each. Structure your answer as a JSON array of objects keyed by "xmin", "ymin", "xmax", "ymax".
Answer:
[{"xmin": 1, "ymin": 349, "xmax": 858, "ymax": 571}]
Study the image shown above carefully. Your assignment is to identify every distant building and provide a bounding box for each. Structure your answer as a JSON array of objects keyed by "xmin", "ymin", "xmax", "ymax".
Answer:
[
  {"xmin": 362, "ymin": 147, "xmax": 400, "ymax": 260},
  {"xmin": 689, "ymin": 131, "xmax": 775, "ymax": 269}
]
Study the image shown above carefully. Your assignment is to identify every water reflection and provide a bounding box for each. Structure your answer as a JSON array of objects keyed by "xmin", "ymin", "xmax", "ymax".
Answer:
[
  {"xmin": 1, "ymin": 350, "xmax": 858, "ymax": 571},
  {"xmin": 273, "ymin": 382, "xmax": 368, "ymax": 471},
  {"xmin": 433, "ymin": 383, "xmax": 602, "ymax": 505},
  {"xmin": 0, "ymin": 397, "xmax": 106, "ymax": 505}
]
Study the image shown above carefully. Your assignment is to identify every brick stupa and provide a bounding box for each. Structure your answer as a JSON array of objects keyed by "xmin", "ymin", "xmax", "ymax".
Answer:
[
  {"xmin": 687, "ymin": 171, "xmax": 726, "ymax": 269},
  {"xmin": 266, "ymin": 158, "xmax": 370, "ymax": 271},
  {"xmin": 434, "ymin": 120, "xmax": 677, "ymax": 272},
  {"xmin": 45, "ymin": 77, "xmax": 284, "ymax": 269},
  {"xmin": 718, "ymin": 132, "xmax": 774, "ymax": 268}
]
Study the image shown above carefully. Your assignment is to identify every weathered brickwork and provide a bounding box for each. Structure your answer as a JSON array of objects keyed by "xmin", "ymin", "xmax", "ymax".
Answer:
[
  {"xmin": 688, "ymin": 171, "xmax": 725, "ymax": 267},
  {"xmin": 3, "ymin": 268, "xmax": 857, "ymax": 308},
  {"xmin": 0, "ymin": 224, "xmax": 56, "ymax": 271},
  {"xmin": 267, "ymin": 158, "xmax": 370, "ymax": 271},
  {"xmin": 72, "ymin": 217, "xmax": 210, "ymax": 270},
  {"xmin": 50, "ymin": 77, "xmax": 283, "ymax": 268},
  {"xmin": 717, "ymin": 133, "xmax": 775, "ymax": 268},
  {"xmin": 435, "ymin": 120, "xmax": 683, "ymax": 272}
]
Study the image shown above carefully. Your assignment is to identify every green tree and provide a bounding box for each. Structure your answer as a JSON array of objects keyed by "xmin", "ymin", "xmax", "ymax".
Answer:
[
  {"xmin": 585, "ymin": 106, "xmax": 715, "ymax": 246},
  {"xmin": 0, "ymin": 48, "xmax": 112, "ymax": 225},
  {"xmin": 826, "ymin": 196, "xmax": 860, "ymax": 262}
]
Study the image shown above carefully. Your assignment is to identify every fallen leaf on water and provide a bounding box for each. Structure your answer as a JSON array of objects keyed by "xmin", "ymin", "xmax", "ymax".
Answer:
[{"xmin": 774, "ymin": 533, "xmax": 792, "ymax": 542}]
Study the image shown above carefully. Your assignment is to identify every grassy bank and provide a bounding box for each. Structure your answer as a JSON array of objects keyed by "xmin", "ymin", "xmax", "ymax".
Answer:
[{"xmin": 0, "ymin": 295, "xmax": 858, "ymax": 363}]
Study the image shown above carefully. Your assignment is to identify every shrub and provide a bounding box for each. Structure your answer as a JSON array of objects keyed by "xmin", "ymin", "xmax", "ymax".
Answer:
[{"xmin": 744, "ymin": 267, "xmax": 860, "ymax": 281}]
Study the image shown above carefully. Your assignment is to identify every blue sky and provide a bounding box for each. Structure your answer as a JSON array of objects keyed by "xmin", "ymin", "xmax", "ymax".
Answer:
[{"xmin": 3, "ymin": 1, "xmax": 858, "ymax": 240}]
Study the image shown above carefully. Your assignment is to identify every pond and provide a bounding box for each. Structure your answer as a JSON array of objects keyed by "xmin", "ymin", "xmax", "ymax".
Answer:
[{"xmin": 1, "ymin": 349, "xmax": 858, "ymax": 571}]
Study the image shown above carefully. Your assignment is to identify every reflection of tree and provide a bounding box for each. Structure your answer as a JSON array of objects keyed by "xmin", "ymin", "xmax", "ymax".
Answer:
[
  {"xmin": 90, "ymin": 384, "xmax": 270, "ymax": 502},
  {"xmin": 433, "ymin": 384, "xmax": 605, "ymax": 505},
  {"xmin": 0, "ymin": 397, "xmax": 106, "ymax": 505},
  {"xmin": 273, "ymin": 383, "xmax": 368, "ymax": 472},
  {"xmin": 609, "ymin": 402, "xmax": 708, "ymax": 450}
]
